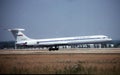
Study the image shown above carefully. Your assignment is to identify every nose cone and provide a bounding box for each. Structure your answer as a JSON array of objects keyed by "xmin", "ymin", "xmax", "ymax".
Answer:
[{"xmin": 108, "ymin": 38, "xmax": 112, "ymax": 41}]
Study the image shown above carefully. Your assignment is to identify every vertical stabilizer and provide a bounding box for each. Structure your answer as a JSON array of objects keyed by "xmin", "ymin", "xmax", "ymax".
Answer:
[{"xmin": 8, "ymin": 28, "xmax": 31, "ymax": 42}]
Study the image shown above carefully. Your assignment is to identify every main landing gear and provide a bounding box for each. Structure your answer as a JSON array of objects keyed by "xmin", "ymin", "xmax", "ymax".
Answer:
[{"xmin": 49, "ymin": 46, "xmax": 59, "ymax": 51}]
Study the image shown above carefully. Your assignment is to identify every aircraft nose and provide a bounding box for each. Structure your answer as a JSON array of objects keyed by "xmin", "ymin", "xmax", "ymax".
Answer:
[{"xmin": 108, "ymin": 38, "xmax": 112, "ymax": 41}]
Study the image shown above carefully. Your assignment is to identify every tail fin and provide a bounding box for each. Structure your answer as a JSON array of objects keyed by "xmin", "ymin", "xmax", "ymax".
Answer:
[{"xmin": 8, "ymin": 28, "xmax": 31, "ymax": 42}]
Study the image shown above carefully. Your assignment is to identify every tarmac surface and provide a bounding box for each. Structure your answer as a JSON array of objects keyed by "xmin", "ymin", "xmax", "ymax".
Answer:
[{"xmin": 0, "ymin": 48, "xmax": 120, "ymax": 54}]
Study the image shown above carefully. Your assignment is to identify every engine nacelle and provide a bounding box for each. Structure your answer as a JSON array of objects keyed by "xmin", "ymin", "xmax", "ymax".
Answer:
[{"xmin": 16, "ymin": 40, "xmax": 37, "ymax": 46}]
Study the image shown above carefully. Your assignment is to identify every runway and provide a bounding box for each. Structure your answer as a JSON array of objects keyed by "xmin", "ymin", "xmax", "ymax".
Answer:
[{"xmin": 0, "ymin": 48, "xmax": 120, "ymax": 54}]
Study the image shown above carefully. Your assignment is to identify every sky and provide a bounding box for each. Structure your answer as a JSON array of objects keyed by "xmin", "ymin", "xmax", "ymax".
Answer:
[{"xmin": 0, "ymin": 0, "xmax": 120, "ymax": 41}]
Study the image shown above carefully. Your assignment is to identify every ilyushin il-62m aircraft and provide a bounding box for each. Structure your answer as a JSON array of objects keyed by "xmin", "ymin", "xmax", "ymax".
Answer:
[{"xmin": 8, "ymin": 28, "xmax": 112, "ymax": 51}]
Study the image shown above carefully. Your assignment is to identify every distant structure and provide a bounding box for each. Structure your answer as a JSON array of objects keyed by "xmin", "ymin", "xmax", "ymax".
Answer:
[
  {"xmin": 1, "ymin": 40, "xmax": 120, "ymax": 50},
  {"xmin": 0, "ymin": 41, "xmax": 15, "ymax": 49}
]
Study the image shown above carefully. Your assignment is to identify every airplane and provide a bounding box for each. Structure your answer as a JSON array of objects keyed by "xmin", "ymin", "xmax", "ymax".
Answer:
[{"xmin": 8, "ymin": 28, "xmax": 112, "ymax": 51}]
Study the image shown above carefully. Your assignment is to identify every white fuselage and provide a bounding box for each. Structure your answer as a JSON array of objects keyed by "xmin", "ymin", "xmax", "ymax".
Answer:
[{"xmin": 16, "ymin": 35, "xmax": 112, "ymax": 46}]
